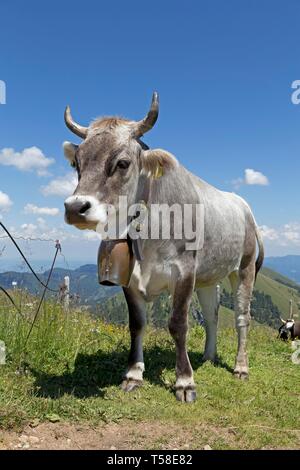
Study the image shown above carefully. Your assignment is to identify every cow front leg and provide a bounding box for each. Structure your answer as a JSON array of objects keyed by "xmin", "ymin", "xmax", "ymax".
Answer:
[
  {"xmin": 169, "ymin": 274, "xmax": 196, "ymax": 402},
  {"xmin": 121, "ymin": 286, "xmax": 146, "ymax": 392}
]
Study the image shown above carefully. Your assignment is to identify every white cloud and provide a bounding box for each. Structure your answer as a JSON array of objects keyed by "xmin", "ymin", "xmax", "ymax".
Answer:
[
  {"xmin": 0, "ymin": 191, "xmax": 13, "ymax": 212},
  {"xmin": 9, "ymin": 220, "xmax": 77, "ymax": 243},
  {"xmin": 41, "ymin": 172, "xmax": 78, "ymax": 197},
  {"xmin": 244, "ymin": 169, "xmax": 269, "ymax": 186},
  {"xmin": 0, "ymin": 147, "xmax": 54, "ymax": 176},
  {"xmin": 260, "ymin": 222, "xmax": 300, "ymax": 247},
  {"xmin": 232, "ymin": 169, "xmax": 269, "ymax": 189},
  {"xmin": 260, "ymin": 225, "xmax": 279, "ymax": 241},
  {"xmin": 231, "ymin": 177, "xmax": 244, "ymax": 190},
  {"xmin": 24, "ymin": 203, "xmax": 60, "ymax": 216},
  {"xmin": 21, "ymin": 223, "xmax": 38, "ymax": 235},
  {"xmin": 83, "ymin": 231, "xmax": 102, "ymax": 241},
  {"xmin": 6, "ymin": 218, "xmax": 103, "ymax": 249},
  {"xmin": 282, "ymin": 223, "xmax": 300, "ymax": 244}
]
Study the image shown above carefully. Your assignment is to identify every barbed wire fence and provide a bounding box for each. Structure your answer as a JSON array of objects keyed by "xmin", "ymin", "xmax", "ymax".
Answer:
[
  {"xmin": 0, "ymin": 220, "xmax": 131, "ymax": 330},
  {"xmin": 0, "ymin": 221, "xmax": 84, "ymax": 321},
  {"xmin": 0, "ymin": 220, "xmax": 103, "ymax": 370}
]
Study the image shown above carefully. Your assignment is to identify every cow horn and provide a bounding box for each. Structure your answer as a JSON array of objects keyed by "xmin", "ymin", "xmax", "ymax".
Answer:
[
  {"xmin": 64, "ymin": 106, "xmax": 88, "ymax": 139},
  {"xmin": 280, "ymin": 317, "xmax": 286, "ymax": 324},
  {"xmin": 133, "ymin": 92, "xmax": 159, "ymax": 137}
]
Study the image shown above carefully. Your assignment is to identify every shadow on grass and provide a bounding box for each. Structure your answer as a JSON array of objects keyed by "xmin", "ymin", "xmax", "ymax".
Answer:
[{"xmin": 31, "ymin": 345, "xmax": 233, "ymax": 399}]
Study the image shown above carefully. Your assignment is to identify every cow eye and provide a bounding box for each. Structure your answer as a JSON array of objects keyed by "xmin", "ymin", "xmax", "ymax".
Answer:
[{"xmin": 117, "ymin": 159, "xmax": 130, "ymax": 170}]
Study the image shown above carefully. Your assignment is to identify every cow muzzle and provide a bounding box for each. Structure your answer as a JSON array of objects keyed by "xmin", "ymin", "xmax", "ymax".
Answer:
[{"xmin": 64, "ymin": 195, "xmax": 108, "ymax": 229}]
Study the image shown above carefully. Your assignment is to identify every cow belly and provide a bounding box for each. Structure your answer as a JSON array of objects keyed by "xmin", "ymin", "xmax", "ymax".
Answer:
[
  {"xmin": 130, "ymin": 247, "xmax": 242, "ymax": 298},
  {"xmin": 195, "ymin": 246, "xmax": 242, "ymax": 287},
  {"xmin": 130, "ymin": 261, "xmax": 170, "ymax": 301},
  {"xmin": 195, "ymin": 205, "xmax": 246, "ymax": 286},
  {"xmin": 195, "ymin": 262, "xmax": 239, "ymax": 287}
]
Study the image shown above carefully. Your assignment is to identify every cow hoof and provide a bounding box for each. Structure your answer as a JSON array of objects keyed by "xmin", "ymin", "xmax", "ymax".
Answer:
[
  {"xmin": 203, "ymin": 354, "xmax": 217, "ymax": 364},
  {"xmin": 233, "ymin": 370, "xmax": 249, "ymax": 381},
  {"xmin": 121, "ymin": 379, "xmax": 143, "ymax": 392},
  {"xmin": 175, "ymin": 387, "xmax": 197, "ymax": 403}
]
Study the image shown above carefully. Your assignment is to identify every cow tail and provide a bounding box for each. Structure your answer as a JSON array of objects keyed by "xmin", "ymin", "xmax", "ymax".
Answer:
[{"xmin": 255, "ymin": 225, "xmax": 264, "ymax": 281}]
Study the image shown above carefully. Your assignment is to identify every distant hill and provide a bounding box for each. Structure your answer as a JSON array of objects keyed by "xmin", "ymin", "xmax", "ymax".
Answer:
[
  {"xmin": 0, "ymin": 263, "xmax": 299, "ymax": 328},
  {"xmin": 0, "ymin": 264, "xmax": 119, "ymax": 306},
  {"xmin": 88, "ymin": 265, "xmax": 300, "ymax": 329},
  {"xmin": 265, "ymin": 255, "xmax": 300, "ymax": 283}
]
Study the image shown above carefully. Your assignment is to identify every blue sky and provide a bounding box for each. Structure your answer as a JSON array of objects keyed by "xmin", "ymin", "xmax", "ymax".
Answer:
[{"xmin": 0, "ymin": 0, "xmax": 300, "ymax": 268}]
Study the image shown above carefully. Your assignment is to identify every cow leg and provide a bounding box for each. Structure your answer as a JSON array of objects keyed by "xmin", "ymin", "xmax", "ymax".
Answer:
[
  {"xmin": 121, "ymin": 286, "xmax": 147, "ymax": 392},
  {"xmin": 229, "ymin": 262, "xmax": 255, "ymax": 380},
  {"xmin": 196, "ymin": 284, "xmax": 220, "ymax": 363},
  {"xmin": 169, "ymin": 274, "xmax": 196, "ymax": 403}
]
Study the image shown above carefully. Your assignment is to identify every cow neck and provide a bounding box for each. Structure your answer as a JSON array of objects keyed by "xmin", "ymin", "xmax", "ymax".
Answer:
[
  {"xmin": 137, "ymin": 174, "xmax": 152, "ymax": 206},
  {"xmin": 128, "ymin": 175, "xmax": 152, "ymax": 262}
]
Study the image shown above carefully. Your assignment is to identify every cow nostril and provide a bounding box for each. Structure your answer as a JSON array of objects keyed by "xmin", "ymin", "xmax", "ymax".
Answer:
[{"xmin": 79, "ymin": 201, "xmax": 91, "ymax": 214}]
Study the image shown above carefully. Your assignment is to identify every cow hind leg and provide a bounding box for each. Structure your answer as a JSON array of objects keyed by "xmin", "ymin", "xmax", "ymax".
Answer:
[
  {"xmin": 121, "ymin": 286, "xmax": 147, "ymax": 392},
  {"xmin": 196, "ymin": 284, "xmax": 220, "ymax": 363},
  {"xmin": 229, "ymin": 261, "xmax": 255, "ymax": 380}
]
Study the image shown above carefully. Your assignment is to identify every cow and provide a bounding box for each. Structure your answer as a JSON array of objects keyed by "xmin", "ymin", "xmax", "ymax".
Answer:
[
  {"xmin": 279, "ymin": 318, "xmax": 300, "ymax": 341},
  {"xmin": 63, "ymin": 92, "xmax": 264, "ymax": 402}
]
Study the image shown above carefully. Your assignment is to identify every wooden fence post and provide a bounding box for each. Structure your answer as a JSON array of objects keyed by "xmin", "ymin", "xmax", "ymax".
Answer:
[
  {"xmin": 289, "ymin": 299, "xmax": 293, "ymax": 319},
  {"xmin": 63, "ymin": 276, "xmax": 70, "ymax": 312}
]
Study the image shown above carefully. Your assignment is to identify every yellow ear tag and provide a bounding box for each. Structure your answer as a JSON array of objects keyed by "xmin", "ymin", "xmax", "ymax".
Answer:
[{"xmin": 153, "ymin": 164, "xmax": 164, "ymax": 179}]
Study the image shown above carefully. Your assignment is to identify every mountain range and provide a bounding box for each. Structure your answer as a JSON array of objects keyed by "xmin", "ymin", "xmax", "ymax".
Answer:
[
  {"xmin": 0, "ymin": 258, "xmax": 299, "ymax": 326},
  {"xmin": 264, "ymin": 255, "xmax": 300, "ymax": 284},
  {"xmin": 0, "ymin": 264, "xmax": 119, "ymax": 306}
]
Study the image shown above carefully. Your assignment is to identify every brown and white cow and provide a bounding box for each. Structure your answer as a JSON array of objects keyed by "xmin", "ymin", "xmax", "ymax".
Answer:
[
  {"xmin": 279, "ymin": 318, "xmax": 300, "ymax": 341},
  {"xmin": 63, "ymin": 93, "xmax": 264, "ymax": 402}
]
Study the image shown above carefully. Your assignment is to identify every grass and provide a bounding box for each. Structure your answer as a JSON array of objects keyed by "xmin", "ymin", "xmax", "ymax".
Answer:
[{"xmin": 0, "ymin": 294, "xmax": 299, "ymax": 449}]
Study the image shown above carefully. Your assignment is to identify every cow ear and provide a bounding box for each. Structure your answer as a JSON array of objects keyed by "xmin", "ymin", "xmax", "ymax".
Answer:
[
  {"xmin": 63, "ymin": 141, "xmax": 78, "ymax": 166},
  {"xmin": 141, "ymin": 149, "xmax": 178, "ymax": 178}
]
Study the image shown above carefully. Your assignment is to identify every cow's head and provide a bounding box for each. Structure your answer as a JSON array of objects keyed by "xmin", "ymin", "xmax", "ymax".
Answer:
[
  {"xmin": 63, "ymin": 92, "xmax": 177, "ymax": 231},
  {"xmin": 278, "ymin": 317, "xmax": 295, "ymax": 340}
]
